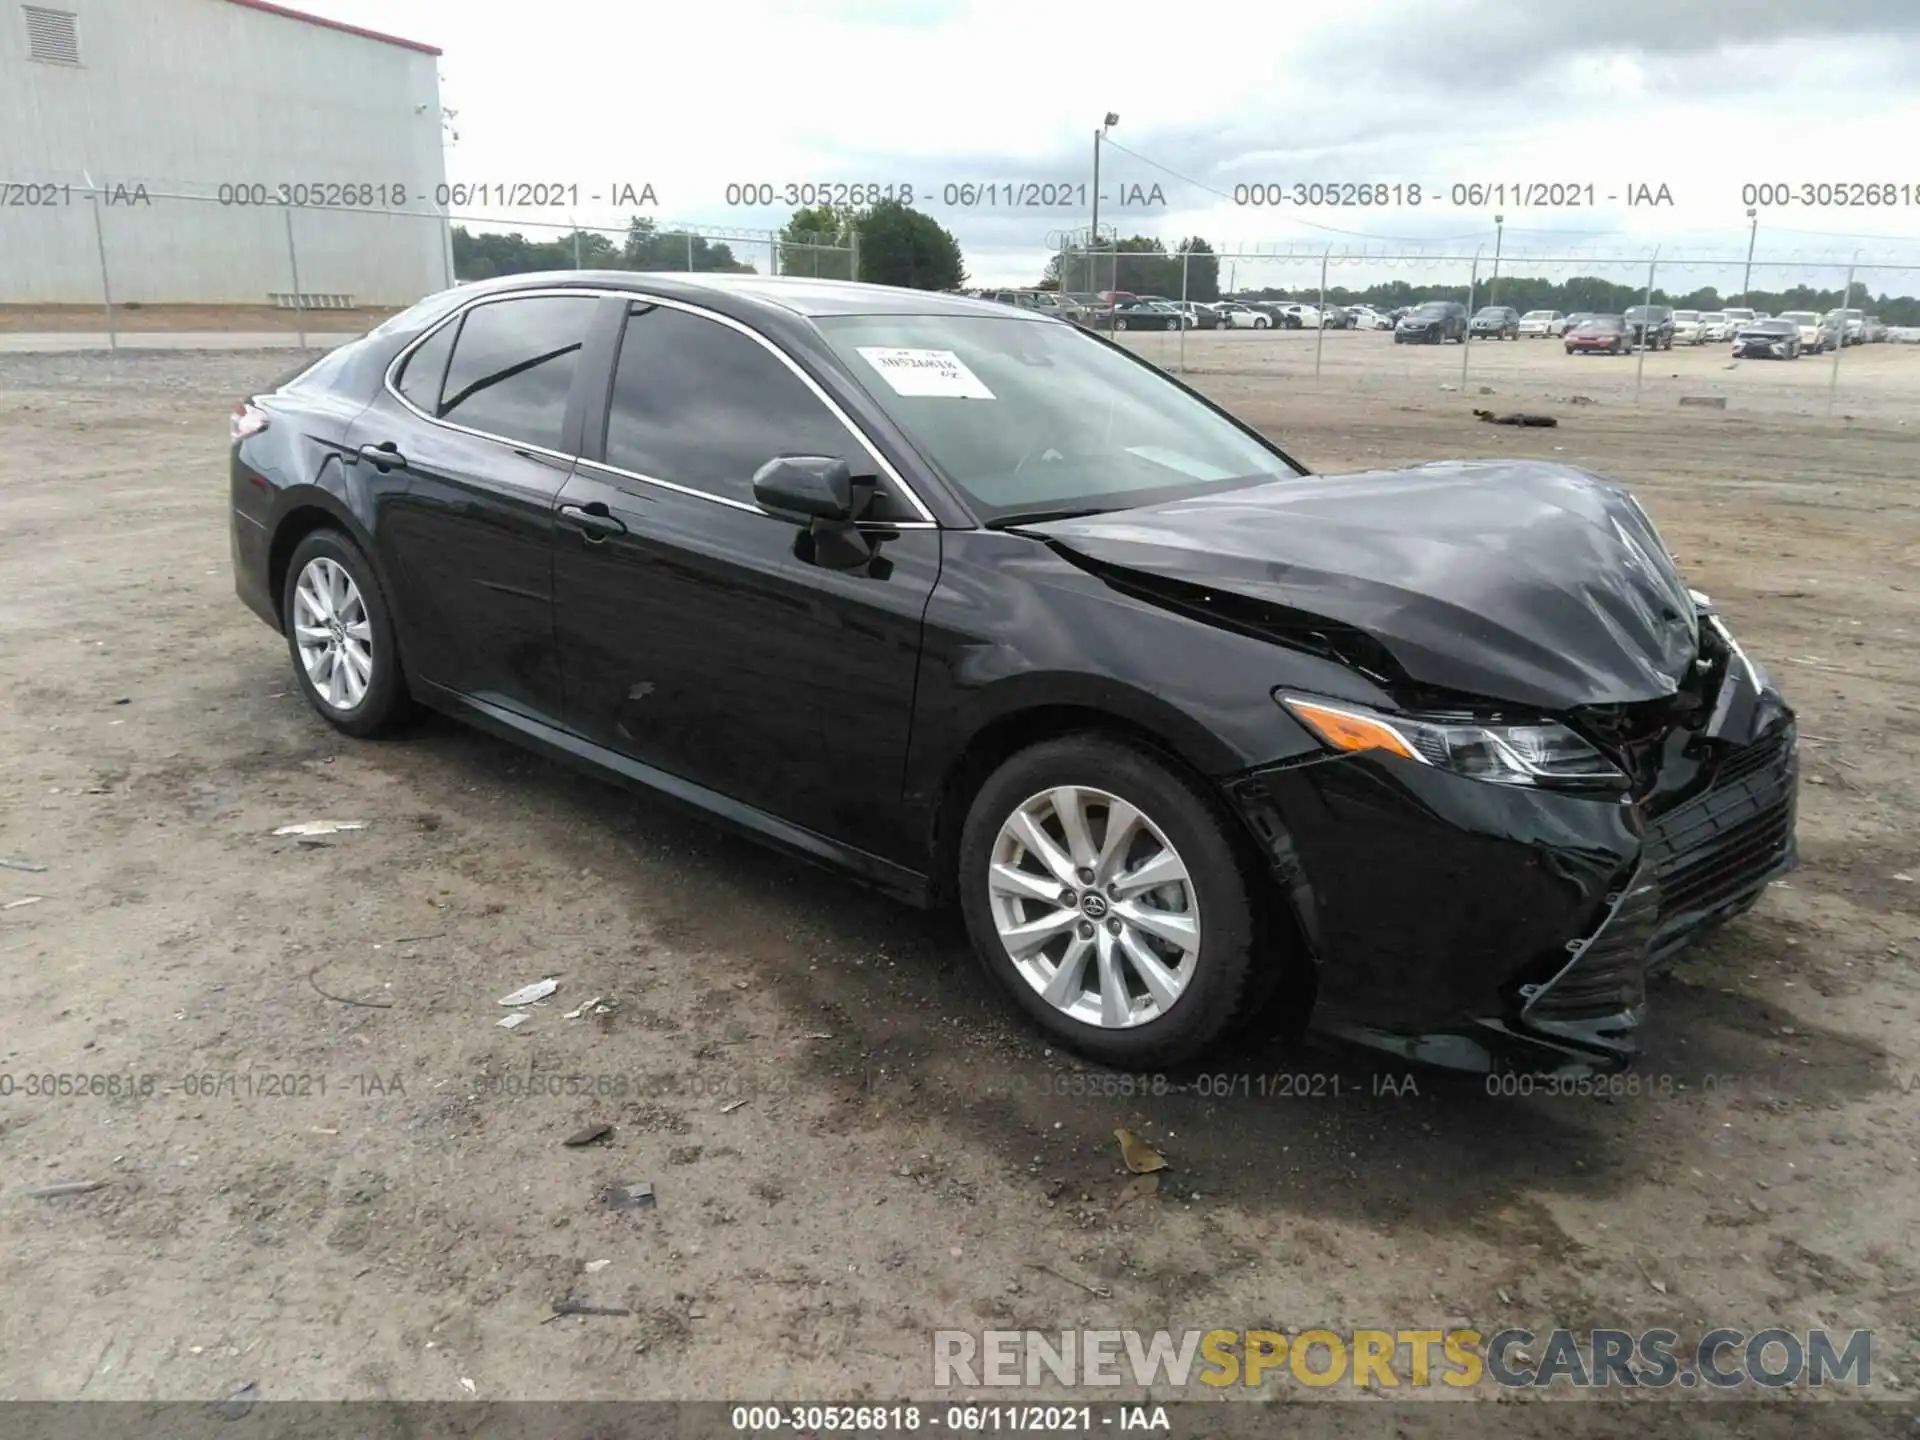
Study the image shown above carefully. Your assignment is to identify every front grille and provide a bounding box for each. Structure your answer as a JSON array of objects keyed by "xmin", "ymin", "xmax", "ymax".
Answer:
[
  {"xmin": 1646, "ymin": 723, "xmax": 1796, "ymax": 923},
  {"xmin": 1524, "ymin": 873, "xmax": 1657, "ymax": 1021}
]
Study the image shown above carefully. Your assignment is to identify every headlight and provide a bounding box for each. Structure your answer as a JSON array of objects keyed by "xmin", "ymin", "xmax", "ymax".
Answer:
[{"xmin": 1278, "ymin": 695, "xmax": 1628, "ymax": 789}]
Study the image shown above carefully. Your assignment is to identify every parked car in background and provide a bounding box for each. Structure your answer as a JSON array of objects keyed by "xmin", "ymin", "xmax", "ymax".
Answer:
[
  {"xmin": 1826, "ymin": 309, "xmax": 1866, "ymax": 346},
  {"xmin": 1698, "ymin": 312, "xmax": 1733, "ymax": 341},
  {"xmin": 1888, "ymin": 325, "xmax": 1920, "ymax": 343},
  {"xmin": 1348, "ymin": 305, "xmax": 1395, "ymax": 330},
  {"xmin": 1273, "ymin": 303, "xmax": 1321, "ymax": 329},
  {"xmin": 1394, "ymin": 301, "xmax": 1469, "ymax": 344},
  {"xmin": 1170, "ymin": 302, "xmax": 1226, "ymax": 329},
  {"xmin": 1103, "ymin": 299, "xmax": 1182, "ymax": 331},
  {"xmin": 1776, "ymin": 311, "xmax": 1831, "ymax": 353},
  {"xmin": 1469, "ymin": 306, "xmax": 1521, "ymax": 340},
  {"xmin": 1863, "ymin": 315, "xmax": 1888, "ymax": 343},
  {"xmin": 1623, "ymin": 305, "xmax": 1676, "ymax": 351},
  {"xmin": 1321, "ymin": 306, "xmax": 1352, "ymax": 330},
  {"xmin": 235, "ymin": 271, "xmax": 1800, "ymax": 1074},
  {"xmin": 1732, "ymin": 319, "xmax": 1802, "ymax": 360},
  {"xmin": 1720, "ymin": 308, "xmax": 1757, "ymax": 334},
  {"xmin": 1670, "ymin": 311, "xmax": 1708, "ymax": 345},
  {"xmin": 1517, "ymin": 310, "xmax": 1567, "ymax": 338},
  {"xmin": 1566, "ymin": 315, "xmax": 1631, "ymax": 355},
  {"xmin": 1213, "ymin": 301, "xmax": 1271, "ymax": 330},
  {"xmin": 985, "ymin": 290, "xmax": 1082, "ymax": 323}
]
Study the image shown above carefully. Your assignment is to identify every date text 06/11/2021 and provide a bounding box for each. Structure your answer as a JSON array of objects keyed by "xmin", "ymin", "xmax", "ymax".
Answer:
[{"xmin": 720, "ymin": 182, "xmax": 1165, "ymax": 209}]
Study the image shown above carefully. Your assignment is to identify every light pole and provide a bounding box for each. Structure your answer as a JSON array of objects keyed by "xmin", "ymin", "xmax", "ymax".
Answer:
[
  {"xmin": 1490, "ymin": 214, "xmax": 1504, "ymax": 307},
  {"xmin": 1740, "ymin": 206, "xmax": 1757, "ymax": 304},
  {"xmin": 1089, "ymin": 112, "xmax": 1117, "ymax": 299}
]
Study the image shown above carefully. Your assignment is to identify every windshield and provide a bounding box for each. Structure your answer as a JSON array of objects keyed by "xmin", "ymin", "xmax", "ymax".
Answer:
[
  {"xmin": 1780, "ymin": 312, "xmax": 1817, "ymax": 323},
  {"xmin": 1579, "ymin": 316, "xmax": 1624, "ymax": 330},
  {"xmin": 1412, "ymin": 303, "xmax": 1452, "ymax": 317},
  {"xmin": 1674, "ymin": 311, "xmax": 1700, "ymax": 321},
  {"xmin": 817, "ymin": 314, "xmax": 1302, "ymax": 524},
  {"xmin": 1522, "ymin": 311, "xmax": 1553, "ymax": 319}
]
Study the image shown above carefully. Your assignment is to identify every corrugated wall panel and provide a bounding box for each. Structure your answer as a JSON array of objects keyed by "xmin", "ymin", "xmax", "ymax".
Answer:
[{"xmin": 0, "ymin": 0, "xmax": 449, "ymax": 305}]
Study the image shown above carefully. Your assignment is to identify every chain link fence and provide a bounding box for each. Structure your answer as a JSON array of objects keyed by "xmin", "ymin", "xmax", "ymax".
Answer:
[
  {"xmin": 1046, "ymin": 233, "xmax": 1920, "ymax": 418},
  {"xmin": 0, "ymin": 185, "xmax": 857, "ymax": 350}
]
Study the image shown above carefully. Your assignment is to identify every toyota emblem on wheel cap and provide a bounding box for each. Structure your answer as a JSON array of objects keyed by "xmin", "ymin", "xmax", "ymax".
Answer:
[{"xmin": 1080, "ymin": 892, "xmax": 1109, "ymax": 920}]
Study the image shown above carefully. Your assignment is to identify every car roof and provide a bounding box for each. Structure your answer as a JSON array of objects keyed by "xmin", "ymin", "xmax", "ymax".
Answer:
[{"xmin": 439, "ymin": 270, "xmax": 1053, "ymax": 323}]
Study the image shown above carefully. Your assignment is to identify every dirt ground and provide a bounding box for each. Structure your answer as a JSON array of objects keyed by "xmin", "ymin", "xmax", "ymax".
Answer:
[{"xmin": 0, "ymin": 335, "xmax": 1916, "ymax": 1422}]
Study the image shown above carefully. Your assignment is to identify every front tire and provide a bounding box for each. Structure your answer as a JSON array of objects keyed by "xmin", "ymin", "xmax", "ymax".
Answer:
[
  {"xmin": 282, "ymin": 529, "xmax": 411, "ymax": 738},
  {"xmin": 957, "ymin": 736, "xmax": 1259, "ymax": 1069}
]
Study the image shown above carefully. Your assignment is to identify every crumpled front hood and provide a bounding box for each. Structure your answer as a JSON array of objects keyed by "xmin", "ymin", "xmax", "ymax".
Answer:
[{"xmin": 1028, "ymin": 460, "xmax": 1701, "ymax": 711}]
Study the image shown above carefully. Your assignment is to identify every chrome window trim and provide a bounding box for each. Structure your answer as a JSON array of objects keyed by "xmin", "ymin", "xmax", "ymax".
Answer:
[{"xmin": 381, "ymin": 285, "xmax": 941, "ymax": 527}]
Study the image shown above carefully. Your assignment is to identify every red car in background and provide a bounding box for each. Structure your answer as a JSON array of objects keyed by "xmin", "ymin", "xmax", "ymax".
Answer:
[{"xmin": 1565, "ymin": 314, "xmax": 1631, "ymax": 355}]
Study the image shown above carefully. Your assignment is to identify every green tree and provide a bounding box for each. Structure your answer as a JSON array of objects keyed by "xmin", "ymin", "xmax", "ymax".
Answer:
[
  {"xmin": 851, "ymin": 199, "xmax": 965, "ymax": 290},
  {"xmin": 625, "ymin": 216, "xmax": 754, "ymax": 273},
  {"xmin": 778, "ymin": 204, "xmax": 856, "ymax": 279}
]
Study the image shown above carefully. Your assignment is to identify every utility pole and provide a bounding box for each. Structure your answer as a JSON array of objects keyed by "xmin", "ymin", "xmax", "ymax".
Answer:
[
  {"xmin": 1490, "ymin": 214, "xmax": 1504, "ymax": 307},
  {"xmin": 1740, "ymin": 207, "xmax": 1758, "ymax": 303},
  {"xmin": 1090, "ymin": 113, "xmax": 1116, "ymax": 301}
]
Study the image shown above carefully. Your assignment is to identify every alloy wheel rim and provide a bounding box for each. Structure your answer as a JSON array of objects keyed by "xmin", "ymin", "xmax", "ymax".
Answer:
[
  {"xmin": 292, "ymin": 557, "xmax": 373, "ymax": 711},
  {"xmin": 987, "ymin": 786, "xmax": 1201, "ymax": 1029}
]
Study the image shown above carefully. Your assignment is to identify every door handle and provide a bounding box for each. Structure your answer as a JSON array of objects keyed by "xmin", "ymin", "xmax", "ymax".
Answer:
[
  {"xmin": 352, "ymin": 441, "xmax": 406, "ymax": 471},
  {"xmin": 558, "ymin": 501, "xmax": 628, "ymax": 540}
]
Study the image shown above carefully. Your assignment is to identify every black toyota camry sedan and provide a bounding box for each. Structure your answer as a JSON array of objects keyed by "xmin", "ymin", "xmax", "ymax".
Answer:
[{"xmin": 230, "ymin": 274, "xmax": 1799, "ymax": 1076}]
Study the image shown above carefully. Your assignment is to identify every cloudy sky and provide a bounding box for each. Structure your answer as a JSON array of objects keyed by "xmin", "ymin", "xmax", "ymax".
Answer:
[{"xmin": 292, "ymin": 0, "xmax": 1920, "ymax": 288}]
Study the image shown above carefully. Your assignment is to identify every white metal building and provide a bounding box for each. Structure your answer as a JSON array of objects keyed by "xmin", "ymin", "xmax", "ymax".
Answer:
[{"xmin": 0, "ymin": 0, "xmax": 451, "ymax": 306}]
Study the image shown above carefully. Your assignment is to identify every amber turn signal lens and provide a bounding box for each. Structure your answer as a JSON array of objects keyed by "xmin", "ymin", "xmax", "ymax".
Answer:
[{"xmin": 1282, "ymin": 698, "xmax": 1419, "ymax": 761}]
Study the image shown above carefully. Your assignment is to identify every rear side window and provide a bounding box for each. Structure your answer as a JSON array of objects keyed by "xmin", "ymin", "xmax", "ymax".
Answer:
[
  {"xmin": 438, "ymin": 295, "xmax": 598, "ymax": 452},
  {"xmin": 603, "ymin": 304, "xmax": 870, "ymax": 510},
  {"xmin": 396, "ymin": 319, "xmax": 457, "ymax": 415}
]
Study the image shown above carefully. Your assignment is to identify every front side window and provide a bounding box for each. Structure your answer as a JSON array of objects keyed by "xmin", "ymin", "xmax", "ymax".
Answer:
[
  {"xmin": 437, "ymin": 295, "xmax": 598, "ymax": 452},
  {"xmin": 816, "ymin": 313, "xmax": 1302, "ymax": 525},
  {"xmin": 604, "ymin": 304, "xmax": 888, "ymax": 513},
  {"xmin": 396, "ymin": 319, "xmax": 457, "ymax": 414}
]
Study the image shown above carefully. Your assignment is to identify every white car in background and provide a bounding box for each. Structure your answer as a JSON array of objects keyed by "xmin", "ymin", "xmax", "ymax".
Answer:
[
  {"xmin": 1516, "ymin": 309, "xmax": 1567, "ymax": 338},
  {"xmin": 1670, "ymin": 310, "xmax": 1708, "ymax": 344},
  {"xmin": 1348, "ymin": 305, "xmax": 1394, "ymax": 330},
  {"xmin": 1212, "ymin": 301, "xmax": 1271, "ymax": 330},
  {"xmin": 1777, "ymin": 311, "xmax": 1828, "ymax": 353},
  {"xmin": 1888, "ymin": 325, "xmax": 1920, "ymax": 343},
  {"xmin": 1274, "ymin": 303, "xmax": 1323, "ymax": 328},
  {"xmin": 1698, "ymin": 311, "xmax": 1733, "ymax": 341}
]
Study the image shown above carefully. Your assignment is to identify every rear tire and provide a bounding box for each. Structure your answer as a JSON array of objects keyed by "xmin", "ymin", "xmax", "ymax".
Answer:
[
  {"xmin": 957, "ymin": 736, "xmax": 1260, "ymax": 1069},
  {"xmin": 281, "ymin": 529, "xmax": 412, "ymax": 739}
]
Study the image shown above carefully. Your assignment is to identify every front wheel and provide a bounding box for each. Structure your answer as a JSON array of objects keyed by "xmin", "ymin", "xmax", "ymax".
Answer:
[
  {"xmin": 958, "ymin": 736, "xmax": 1261, "ymax": 1069},
  {"xmin": 281, "ymin": 529, "xmax": 411, "ymax": 738},
  {"xmin": 1114, "ymin": 318, "xmax": 1129, "ymax": 331}
]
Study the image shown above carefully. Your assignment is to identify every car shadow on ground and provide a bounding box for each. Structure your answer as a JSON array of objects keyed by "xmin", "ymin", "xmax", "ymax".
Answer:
[{"xmin": 369, "ymin": 708, "xmax": 1889, "ymax": 1243}]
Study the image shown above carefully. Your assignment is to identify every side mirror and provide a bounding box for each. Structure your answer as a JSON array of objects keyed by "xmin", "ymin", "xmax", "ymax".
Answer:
[{"xmin": 751, "ymin": 455, "xmax": 872, "ymax": 525}]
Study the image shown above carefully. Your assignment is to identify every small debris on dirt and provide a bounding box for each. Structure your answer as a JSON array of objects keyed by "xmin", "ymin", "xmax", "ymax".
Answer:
[
  {"xmin": 720, "ymin": 1098, "xmax": 751, "ymax": 1114},
  {"xmin": 605, "ymin": 1181, "xmax": 656, "ymax": 1211},
  {"xmin": 295, "ymin": 838, "xmax": 331, "ymax": 850},
  {"xmin": 1893, "ymin": 873, "xmax": 1914, "ymax": 884},
  {"xmin": 112, "ymin": 697, "xmax": 131, "ymax": 705},
  {"xmin": 499, "ymin": 978, "xmax": 559, "ymax": 1007},
  {"xmin": 1679, "ymin": 396, "xmax": 1729, "ymax": 410},
  {"xmin": 544, "ymin": 1301, "xmax": 631, "ymax": 1321},
  {"xmin": 1115, "ymin": 1128, "xmax": 1169, "ymax": 1175},
  {"xmin": 458, "ymin": 1377, "xmax": 476, "ymax": 1395},
  {"xmin": 3, "ymin": 896, "xmax": 45, "ymax": 910},
  {"xmin": 0, "ymin": 857, "xmax": 48, "ymax": 873},
  {"xmin": 496, "ymin": 1012, "xmax": 529, "ymax": 1031},
  {"xmin": 215, "ymin": 1382, "xmax": 258, "ymax": 1421},
  {"xmin": 1565, "ymin": 394, "xmax": 1595, "ymax": 404},
  {"xmin": 562, "ymin": 996, "xmax": 603, "ymax": 1019},
  {"xmin": 1477, "ymin": 385, "xmax": 1494, "ymax": 395},
  {"xmin": 308, "ymin": 959, "xmax": 394, "ymax": 1009},
  {"xmin": 20, "ymin": 1179, "xmax": 108, "ymax": 1199},
  {"xmin": 271, "ymin": 820, "xmax": 367, "ymax": 837},
  {"xmin": 563, "ymin": 1123, "xmax": 612, "ymax": 1148},
  {"xmin": 1473, "ymin": 409, "xmax": 1558, "ymax": 426},
  {"xmin": 584, "ymin": 1259, "xmax": 612, "ymax": 1274},
  {"xmin": 1024, "ymin": 1261, "xmax": 1113, "ymax": 1298}
]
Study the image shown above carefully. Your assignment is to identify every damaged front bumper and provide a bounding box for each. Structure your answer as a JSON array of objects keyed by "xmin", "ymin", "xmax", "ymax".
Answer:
[{"xmin": 1223, "ymin": 708, "xmax": 1799, "ymax": 1078}]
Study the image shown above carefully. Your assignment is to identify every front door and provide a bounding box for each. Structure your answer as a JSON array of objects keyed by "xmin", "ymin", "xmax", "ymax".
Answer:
[{"xmin": 551, "ymin": 298, "xmax": 941, "ymax": 863}]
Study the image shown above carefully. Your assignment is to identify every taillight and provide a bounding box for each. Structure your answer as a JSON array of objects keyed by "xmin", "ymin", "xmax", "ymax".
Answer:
[{"xmin": 231, "ymin": 402, "xmax": 269, "ymax": 441}]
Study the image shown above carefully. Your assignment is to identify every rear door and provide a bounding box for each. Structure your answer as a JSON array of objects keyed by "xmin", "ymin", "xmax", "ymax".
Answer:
[
  {"xmin": 355, "ymin": 290, "xmax": 600, "ymax": 721},
  {"xmin": 550, "ymin": 297, "xmax": 942, "ymax": 862}
]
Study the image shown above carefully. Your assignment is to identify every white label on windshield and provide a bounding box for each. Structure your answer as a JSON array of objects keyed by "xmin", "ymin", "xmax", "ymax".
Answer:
[{"xmin": 855, "ymin": 347, "xmax": 995, "ymax": 399}]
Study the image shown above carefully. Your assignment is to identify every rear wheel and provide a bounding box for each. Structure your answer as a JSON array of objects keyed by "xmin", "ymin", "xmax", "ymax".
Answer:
[
  {"xmin": 281, "ymin": 529, "xmax": 411, "ymax": 738},
  {"xmin": 958, "ymin": 736, "xmax": 1260, "ymax": 1069}
]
